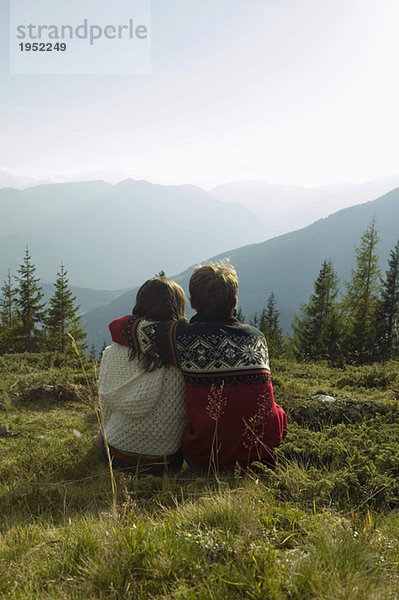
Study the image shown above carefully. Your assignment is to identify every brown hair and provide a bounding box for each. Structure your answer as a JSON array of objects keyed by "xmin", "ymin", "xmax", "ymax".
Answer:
[
  {"xmin": 130, "ymin": 277, "xmax": 186, "ymax": 371},
  {"xmin": 189, "ymin": 262, "xmax": 238, "ymax": 320}
]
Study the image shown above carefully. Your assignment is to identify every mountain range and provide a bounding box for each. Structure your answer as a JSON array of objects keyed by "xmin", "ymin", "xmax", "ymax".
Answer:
[
  {"xmin": 0, "ymin": 169, "xmax": 45, "ymax": 190},
  {"xmin": 82, "ymin": 189, "xmax": 399, "ymax": 350},
  {"xmin": 1, "ymin": 176, "xmax": 398, "ymax": 352},
  {"xmin": 0, "ymin": 179, "xmax": 268, "ymax": 289},
  {"xmin": 211, "ymin": 176, "xmax": 399, "ymax": 238}
]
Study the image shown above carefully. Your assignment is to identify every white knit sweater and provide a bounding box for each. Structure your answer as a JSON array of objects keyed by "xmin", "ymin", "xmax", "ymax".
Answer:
[{"xmin": 98, "ymin": 343, "xmax": 187, "ymax": 455}]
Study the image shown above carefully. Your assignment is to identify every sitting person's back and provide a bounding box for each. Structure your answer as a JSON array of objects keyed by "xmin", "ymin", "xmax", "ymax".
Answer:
[
  {"xmin": 98, "ymin": 277, "xmax": 188, "ymax": 474},
  {"xmin": 109, "ymin": 263, "xmax": 287, "ymax": 472},
  {"xmin": 99, "ymin": 343, "xmax": 186, "ymax": 456}
]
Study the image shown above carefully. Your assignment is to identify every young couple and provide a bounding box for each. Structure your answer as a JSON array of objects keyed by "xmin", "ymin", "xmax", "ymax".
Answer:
[{"xmin": 98, "ymin": 263, "xmax": 287, "ymax": 475}]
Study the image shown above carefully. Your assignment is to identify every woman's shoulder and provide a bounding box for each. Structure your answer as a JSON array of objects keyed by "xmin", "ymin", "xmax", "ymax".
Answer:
[
  {"xmin": 101, "ymin": 343, "xmax": 138, "ymax": 371},
  {"xmin": 103, "ymin": 343, "xmax": 131, "ymax": 358}
]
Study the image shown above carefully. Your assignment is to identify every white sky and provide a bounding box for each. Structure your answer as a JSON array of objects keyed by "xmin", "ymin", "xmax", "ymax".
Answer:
[{"xmin": 1, "ymin": 0, "xmax": 399, "ymax": 188}]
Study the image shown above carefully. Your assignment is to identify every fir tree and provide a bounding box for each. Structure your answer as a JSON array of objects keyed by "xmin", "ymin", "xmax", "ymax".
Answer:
[
  {"xmin": 259, "ymin": 292, "xmax": 283, "ymax": 358},
  {"xmin": 14, "ymin": 248, "xmax": 46, "ymax": 352},
  {"xmin": 0, "ymin": 270, "xmax": 18, "ymax": 353},
  {"xmin": 374, "ymin": 240, "xmax": 399, "ymax": 361},
  {"xmin": 45, "ymin": 263, "xmax": 87, "ymax": 354},
  {"xmin": 0, "ymin": 270, "xmax": 17, "ymax": 327},
  {"xmin": 342, "ymin": 219, "xmax": 381, "ymax": 363},
  {"xmin": 292, "ymin": 259, "xmax": 342, "ymax": 364},
  {"xmin": 99, "ymin": 340, "xmax": 108, "ymax": 359},
  {"xmin": 235, "ymin": 306, "xmax": 245, "ymax": 323}
]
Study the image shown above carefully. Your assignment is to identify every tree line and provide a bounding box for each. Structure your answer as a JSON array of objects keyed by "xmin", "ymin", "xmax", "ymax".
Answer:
[
  {"xmin": 244, "ymin": 219, "xmax": 399, "ymax": 365},
  {"xmin": 2, "ymin": 220, "xmax": 398, "ymax": 365},
  {"xmin": 0, "ymin": 248, "xmax": 87, "ymax": 355}
]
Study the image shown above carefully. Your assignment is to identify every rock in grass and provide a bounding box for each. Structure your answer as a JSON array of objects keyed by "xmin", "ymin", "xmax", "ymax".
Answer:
[
  {"xmin": 312, "ymin": 394, "xmax": 336, "ymax": 403},
  {"xmin": 0, "ymin": 424, "xmax": 10, "ymax": 437},
  {"xmin": 0, "ymin": 424, "xmax": 19, "ymax": 438}
]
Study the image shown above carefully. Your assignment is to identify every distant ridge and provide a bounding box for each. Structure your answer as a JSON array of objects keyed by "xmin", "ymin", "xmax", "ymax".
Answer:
[
  {"xmin": 210, "ymin": 176, "xmax": 399, "ymax": 238},
  {"xmin": 0, "ymin": 179, "xmax": 267, "ymax": 289},
  {"xmin": 0, "ymin": 168, "xmax": 46, "ymax": 190},
  {"xmin": 82, "ymin": 188, "xmax": 399, "ymax": 349}
]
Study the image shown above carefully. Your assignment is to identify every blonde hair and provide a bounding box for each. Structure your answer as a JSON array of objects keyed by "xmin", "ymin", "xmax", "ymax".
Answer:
[{"xmin": 189, "ymin": 262, "xmax": 238, "ymax": 319}]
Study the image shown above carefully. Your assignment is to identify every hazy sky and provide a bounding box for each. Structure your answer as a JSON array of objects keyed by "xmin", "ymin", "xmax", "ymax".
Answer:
[{"xmin": 1, "ymin": 0, "xmax": 399, "ymax": 188}]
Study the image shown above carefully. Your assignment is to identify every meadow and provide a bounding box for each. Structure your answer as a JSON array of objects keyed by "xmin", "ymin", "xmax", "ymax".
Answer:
[{"xmin": 0, "ymin": 352, "xmax": 398, "ymax": 599}]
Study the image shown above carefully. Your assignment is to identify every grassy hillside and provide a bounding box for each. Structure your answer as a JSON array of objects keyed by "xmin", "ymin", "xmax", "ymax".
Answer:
[{"xmin": 1, "ymin": 353, "xmax": 398, "ymax": 598}]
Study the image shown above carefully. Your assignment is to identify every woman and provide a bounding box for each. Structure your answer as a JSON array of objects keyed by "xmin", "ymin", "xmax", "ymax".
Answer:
[{"xmin": 98, "ymin": 277, "xmax": 187, "ymax": 474}]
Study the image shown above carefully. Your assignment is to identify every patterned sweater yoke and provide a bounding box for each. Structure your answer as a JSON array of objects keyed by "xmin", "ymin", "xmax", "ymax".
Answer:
[{"xmin": 118, "ymin": 315, "xmax": 271, "ymax": 383}]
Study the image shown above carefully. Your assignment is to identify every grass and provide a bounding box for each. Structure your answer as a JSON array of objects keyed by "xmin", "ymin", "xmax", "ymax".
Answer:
[{"xmin": 0, "ymin": 353, "xmax": 398, "ymax": 598}]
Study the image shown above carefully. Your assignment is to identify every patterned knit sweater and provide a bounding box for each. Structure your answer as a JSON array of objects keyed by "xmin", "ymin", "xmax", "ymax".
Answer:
[
  {"xmin": 109, "ymin": 315, "xmax": 288, "ymax": 470},
  {"xmin": 98, "ymin": 343, "xmax": 187, "ymax": 455}
]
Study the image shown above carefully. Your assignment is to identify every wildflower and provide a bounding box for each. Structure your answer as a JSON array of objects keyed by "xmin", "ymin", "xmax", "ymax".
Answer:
[
  {"xmin": 205, "ymin": 382, "xmax": 227, "ymax": 476},
  {"xmin": 242, "ymin": 392, "xmax": 273, "ymax": 451}
]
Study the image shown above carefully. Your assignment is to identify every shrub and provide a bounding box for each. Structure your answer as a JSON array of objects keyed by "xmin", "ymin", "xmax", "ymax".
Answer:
[{"xmin": 336, "ymin": 362, "xmax": 398, "ymax": 389}]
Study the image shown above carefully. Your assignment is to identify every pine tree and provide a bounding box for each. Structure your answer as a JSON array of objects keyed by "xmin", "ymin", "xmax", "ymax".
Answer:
[
  {"xmin": 99, "ymin": 340, "xmax": 108, "ymax": 360},
  {"xmin": 0, "ymin": 270, "xmax": 18, "ymax": 353},
  {"xmin": 374, "ymin": 240, "xmax": 399, "ymax": 361},
  {"xmin": 14, "ymin": 248, "xmax": 46, "ymax": 352},
  {"xmin": 45, "ymin": 263, "xmax": 87, "ymax": 354},
  {"xmin": 0, "ymin": 271, "xmax": 16, "ymax": 327},
  {"xmin": 259, "ymin": 292, "xmax": 283, "ymax": 358},
  {"xmin": 342, "ymin": 219, "xmax": 381, "ymax": 364},
  {"xmin": 235, "ymin": 306, "xmax": 245, "ymax": 323},
  {"xmin": 292, "ymin": 259, "xmax": 342, "ymax": 364}
]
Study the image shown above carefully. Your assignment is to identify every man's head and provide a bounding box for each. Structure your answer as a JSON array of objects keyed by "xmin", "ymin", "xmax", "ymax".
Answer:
[{"xmin": 189, "ymin": 262, "xmax": 238, "ymax": 320}]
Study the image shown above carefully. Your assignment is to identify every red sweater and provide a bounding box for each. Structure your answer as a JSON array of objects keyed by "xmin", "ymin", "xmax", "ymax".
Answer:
[{"xmin": 109, "ymin": 314, "xmax": 287, "ymax": 471}]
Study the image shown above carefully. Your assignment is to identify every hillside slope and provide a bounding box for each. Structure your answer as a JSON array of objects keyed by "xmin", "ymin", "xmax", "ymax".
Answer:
[
  {"xmin": 1, "ymin": 354, "xmax": 398, "ymax": 598},
  {"xmin": 83, "ymin": 189, "xmax": 399, "ymax": 348}
]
